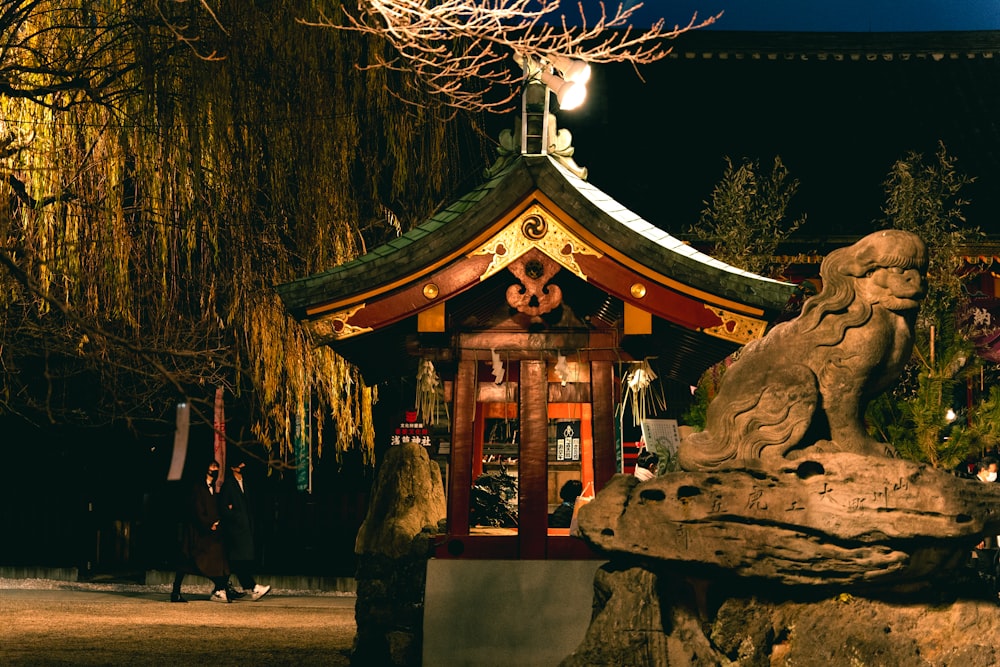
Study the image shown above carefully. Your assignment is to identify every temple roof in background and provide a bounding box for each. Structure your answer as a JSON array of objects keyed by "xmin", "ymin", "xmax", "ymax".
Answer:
[{"xmin": 665, "ymin": 29, "xmax": 1000, "ymax": 57}]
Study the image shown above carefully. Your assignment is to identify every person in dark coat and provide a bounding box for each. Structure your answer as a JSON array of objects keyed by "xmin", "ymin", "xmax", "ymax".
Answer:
[
  {"xmin": 219, "ymin": 452, "xmax": 271, "ymax": 601},
  {"xmin": 170, "ymin": 460, "xmax": 231, "ymax": 603},
  {"xmin": 548, "ymin": 479, "xmax": 583, "ymax": 528}
]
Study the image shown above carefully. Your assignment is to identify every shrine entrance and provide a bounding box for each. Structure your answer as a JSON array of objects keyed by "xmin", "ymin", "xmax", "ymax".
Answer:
[{"xmin": 442, "ymin": 353, "xmax": 613, "ymax": 560}]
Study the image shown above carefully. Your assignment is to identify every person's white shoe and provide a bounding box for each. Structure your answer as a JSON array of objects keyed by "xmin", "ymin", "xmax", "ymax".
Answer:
[
  {"xmin": 210, "ymin": 589, "xmax": 229, "ymax": 603},
  {"xmin": 249, "ymin": 584, "xmax": 271, "ymax": 601}
]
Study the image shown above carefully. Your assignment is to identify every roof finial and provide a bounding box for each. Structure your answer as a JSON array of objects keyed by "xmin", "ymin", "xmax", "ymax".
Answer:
[{"xmin": 485, "ymin": 54, "xmax": 589, "ymax": 178}]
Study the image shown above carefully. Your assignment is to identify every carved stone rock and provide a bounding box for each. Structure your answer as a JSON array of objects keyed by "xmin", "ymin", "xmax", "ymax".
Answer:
[
  {"xmin": 354, "ymin": 442, "xmax": 446, "ymax": 559},
  {"xmin": 566, "ymin": 230, "xmax": 999, "ymax": 663},
  {"xmin": 558, "ymin": 565, "xmax": 715, "ymax": 667},
  {"xmin": 353, "ymin": 443, "xmax": 446, "ymax": 667},
  {"xmin": 678, "ymin": 229, "xmax": 928, "ymax": 472},
  {"xmin": 576, "ymin": 453, "xmax": 1000, "ymax": 586},
  {"xmin": 562, "ymin": 561, "xmax": 1000, "ymax": 667}
]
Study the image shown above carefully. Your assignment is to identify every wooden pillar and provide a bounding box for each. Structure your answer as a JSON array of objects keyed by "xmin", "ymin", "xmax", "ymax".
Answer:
[
  {"xmin": 579, "ymin": 404, "xmax": 594, "ymax": 495},
  {"xmin": 448, "ymin": 359, "xmax": 477, "ymax": 536},
  {"xmin": 591, "ymin": 360, "xmax": 617, "ymax": 491},
  {"xmin": 471, "ymin": 405, "xmax": 485, "ymax": 481},
  {"xmin": 519, "ymin": 360, "xmax": 547, "ymax": 559}
]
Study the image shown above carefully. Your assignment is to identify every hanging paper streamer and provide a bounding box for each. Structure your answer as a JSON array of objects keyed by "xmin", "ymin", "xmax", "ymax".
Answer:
[
  {"xmin": 415, "ymin": 358, "xmax": 446, "ymax": 425},
  {"xmin": 490, "ymin": 348, "xmax": 505, "ymax": 385},
  {"xmin": 167, "ymin": 402, "xmax": 189, "ymax": 481},
  {"xmin": 622, "ymin": 359, "xmax": 666, "ymax": 426},
  {"xmin": 295, "ymin": 399, "xmax": 312, "ymax": 492},
  {"xmin": 213, "ymin": 386, "xmax": 226, "ymax": 492},
  {"xmin": 554, "ymin": 353, "xmax": 570, "ymax": 386}
]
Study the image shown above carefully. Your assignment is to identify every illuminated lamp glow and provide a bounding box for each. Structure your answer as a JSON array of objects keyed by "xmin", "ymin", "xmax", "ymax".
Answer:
[
  {"xmin": 549, "ymin": 55, "xmax": 592, "ymax": 84},
  {"xmin": 539, "ymin": 70, "xmax": 587, "ymax": 110}
]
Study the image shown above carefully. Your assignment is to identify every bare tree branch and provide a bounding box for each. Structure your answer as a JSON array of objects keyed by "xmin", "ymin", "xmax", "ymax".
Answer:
[
  {"xmin": 300, "ymin": 0, "xmax": 720, "ymax": 113},
  {"xmin": 156, "ymin": 0, "xmax": 230, "ymax": 61}
]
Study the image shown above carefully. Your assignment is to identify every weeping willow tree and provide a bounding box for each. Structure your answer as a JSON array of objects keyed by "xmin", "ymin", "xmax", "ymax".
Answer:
[{"xmin": 0, "ymin": 0, "xmax": 488, "ymax": 466}]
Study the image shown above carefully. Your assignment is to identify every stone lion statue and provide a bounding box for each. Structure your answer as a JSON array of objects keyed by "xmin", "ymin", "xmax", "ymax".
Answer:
[{"xmin": 678, "ymin": 230, "xmax": 928, "ymax": 472}]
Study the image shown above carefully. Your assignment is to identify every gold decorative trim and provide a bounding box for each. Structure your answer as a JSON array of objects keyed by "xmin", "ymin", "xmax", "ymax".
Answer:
[
  {"xmin": 470, "ymin": 204, "xmax": 602, "ymax": 281},
  {"xmin": 527, "ymin": 190, "xmax": 769, "ymax": 318},
  {"xmin": 702, "ymin": 305, "xmax": 768, "ymax": 344},
  {"xmin": 307, "ymin": 304, "xmax": 372, "ymax": 341}
]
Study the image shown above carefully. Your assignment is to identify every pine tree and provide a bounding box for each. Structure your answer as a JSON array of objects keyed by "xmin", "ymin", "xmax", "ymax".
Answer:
[{"xmin": 865, "ymin": 142, "xmax": 988, "ymax": 468}]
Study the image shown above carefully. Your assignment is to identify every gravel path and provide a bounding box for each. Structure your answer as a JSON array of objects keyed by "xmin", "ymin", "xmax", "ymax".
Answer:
[{"xmin": 1, "ymin": 578, "xmax": 357, "ymax": 666}]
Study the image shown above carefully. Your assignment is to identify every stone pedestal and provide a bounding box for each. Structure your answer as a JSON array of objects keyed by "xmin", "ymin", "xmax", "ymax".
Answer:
[
  {"xmin": 560, "ymin": 558, "xmax": 1000, "ymax": 666},
  {"xmin": 576, "ymin": 454, "xmax": 1000, "ymax": 586},
  {"xmin": 351, "ymin": 443, "xmax": 446, "ymax": 667},
  {"xmin": 559, "ymin": 562, "xmax": 721, "ymax": 666}
]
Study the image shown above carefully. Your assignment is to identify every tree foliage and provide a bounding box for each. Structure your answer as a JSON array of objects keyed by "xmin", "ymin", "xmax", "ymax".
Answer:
[
  {"xmin": 877, "ymin": 141, "xmax": 979, "ymax": 329},
  {"xmin": 0, "ymin": 0, "xmax": 487, "ymax": 466},
  {"xmin": 687, "ymin": 156, "xmax": 806, "ymax": 279},
  {"xmin": 682, "ymin": 156, "xmax": 805, "ymax": 428},
  {"xmin": 866, "ymin": 142, "xmax": 988, "ymax": 468}
]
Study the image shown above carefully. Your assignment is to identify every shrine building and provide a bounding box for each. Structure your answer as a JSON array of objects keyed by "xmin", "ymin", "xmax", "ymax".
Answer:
[{"xmin": 275, "ymin": 77, "xmax": 798, "ymax": 561}]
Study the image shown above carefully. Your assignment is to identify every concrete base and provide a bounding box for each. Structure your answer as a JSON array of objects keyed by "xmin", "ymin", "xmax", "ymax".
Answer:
[{"xmin": 423, "ymin": 559, "xmax": 604, "ymax": 667}]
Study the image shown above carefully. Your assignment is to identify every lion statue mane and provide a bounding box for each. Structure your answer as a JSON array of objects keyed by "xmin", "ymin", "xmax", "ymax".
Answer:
[{"xmin": 677, "ymin": 229, "xmax": 928, "ymax": 472}]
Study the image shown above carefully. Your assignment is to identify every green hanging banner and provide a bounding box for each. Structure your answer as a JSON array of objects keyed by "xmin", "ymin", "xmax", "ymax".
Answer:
[{"xmin": 295, "ymin": 399, "xmax": 311, "ymax": 492}]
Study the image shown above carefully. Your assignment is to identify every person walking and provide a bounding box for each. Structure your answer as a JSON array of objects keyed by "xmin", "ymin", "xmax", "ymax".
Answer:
[
  {"xmin": 219, "ymin": 452, "xmax": 271, "ymax": 601},
  {"xmin": 170, "ymin": 460, "xmax": 231, "ymax": 603}
]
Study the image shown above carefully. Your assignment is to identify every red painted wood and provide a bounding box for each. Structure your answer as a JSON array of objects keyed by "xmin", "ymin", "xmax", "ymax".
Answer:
[
  {"xmin": 431, "ymin": 535, "xmax": 519, "ymax": 559},
  {"xmin": 431, "ymin": 534, "xmax": 601, "ymax": 560},
  {"xmin": 472, "ymin": 402, "xmax": 486, "ymax": 480},
  {"xmin": 447, "ymin": 360, "xmax": 476, "ymax": 536},
  {"xmin": 575, "ymin": 253, "xmax": 731, "ymax": 329},
  {"xmin": 518, "ymin": 360, "xmax": 548, "ymax": 560},
  {"xmin": 591, "ymin": 361, "xmax": 618, "ymax": 491},
  {"xmin": 316, "ymin": 254, "xmax": 495, "ymax": 329},
  {"xmin": 546, "ymin": 535, "xmax": 603, "ymax": 560},
  {"xmin": 457, "ymin": 332, "xmax": 624, "ymax": 361}
]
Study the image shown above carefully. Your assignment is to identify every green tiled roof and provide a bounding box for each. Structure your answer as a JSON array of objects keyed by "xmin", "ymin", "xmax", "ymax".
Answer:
[
  {"xmin": 275, "ymin": 155, "xmax": 796, "ymax": 319},
  {"xmin": 275, "ymin": 160, "xmax": 525, "ymax": 316}
]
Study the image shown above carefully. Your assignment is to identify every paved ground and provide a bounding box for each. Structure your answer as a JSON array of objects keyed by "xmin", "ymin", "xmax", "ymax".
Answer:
[{"xmin": 0, "ymin": 578, "xmax": 357, "ymax": 666}]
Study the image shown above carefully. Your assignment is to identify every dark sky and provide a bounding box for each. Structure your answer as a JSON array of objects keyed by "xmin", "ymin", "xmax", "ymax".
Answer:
[
  {"xmin": 613, "ymin": 1, "xmax": 1000, "ymax": 32},
  {"xmin": 523, "ymin": 14, "xmax": 1000, "ymax": 240}
]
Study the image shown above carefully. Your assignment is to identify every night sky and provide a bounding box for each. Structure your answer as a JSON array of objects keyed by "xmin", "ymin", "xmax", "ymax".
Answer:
[
  {"xmin": 622, "ymin": 1, "xmax": 1000, "ymax": 32},
  {"xmin": 531, "ymin": 4, "xmax": 1000, "ymax": 239}
]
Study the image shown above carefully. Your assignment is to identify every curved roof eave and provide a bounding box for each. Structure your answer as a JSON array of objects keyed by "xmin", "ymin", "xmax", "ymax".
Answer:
[
  {"xmin": 274, "ymin": 159, "xmax": 535, "ymax": 318},
  {"xmin": 530, "ymin": 157, "xmax": 795, "ymax": 314},
  {"xmin": 668, "ymin": 29, "xmax": 1000, "ymax": 59},
  {"xmin": 275, "ymin": 154, "xmax": 796, "ymax": 321}
]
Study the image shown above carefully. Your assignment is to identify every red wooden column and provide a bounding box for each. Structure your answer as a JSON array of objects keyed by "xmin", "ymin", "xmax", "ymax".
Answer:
[
  {"xmin": 591, "ymin": 360, "xmax": 618, "ymax": 491},
  {"xmin": 518, "ymin": 359, "xmax": 548, "ymax": 559},
  {"xmin": 447, "ymin": 359, "xmax": 477, "ymax": 536}
]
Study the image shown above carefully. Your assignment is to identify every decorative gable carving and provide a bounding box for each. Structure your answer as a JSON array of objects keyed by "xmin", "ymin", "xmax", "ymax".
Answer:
[
  {"xmin": 505, "ymin": 251, "xmax": 563, "ymax": 317},
  {"xmin": 471, "ymin": 204, "xmax": 601, "ymax": 281}
]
